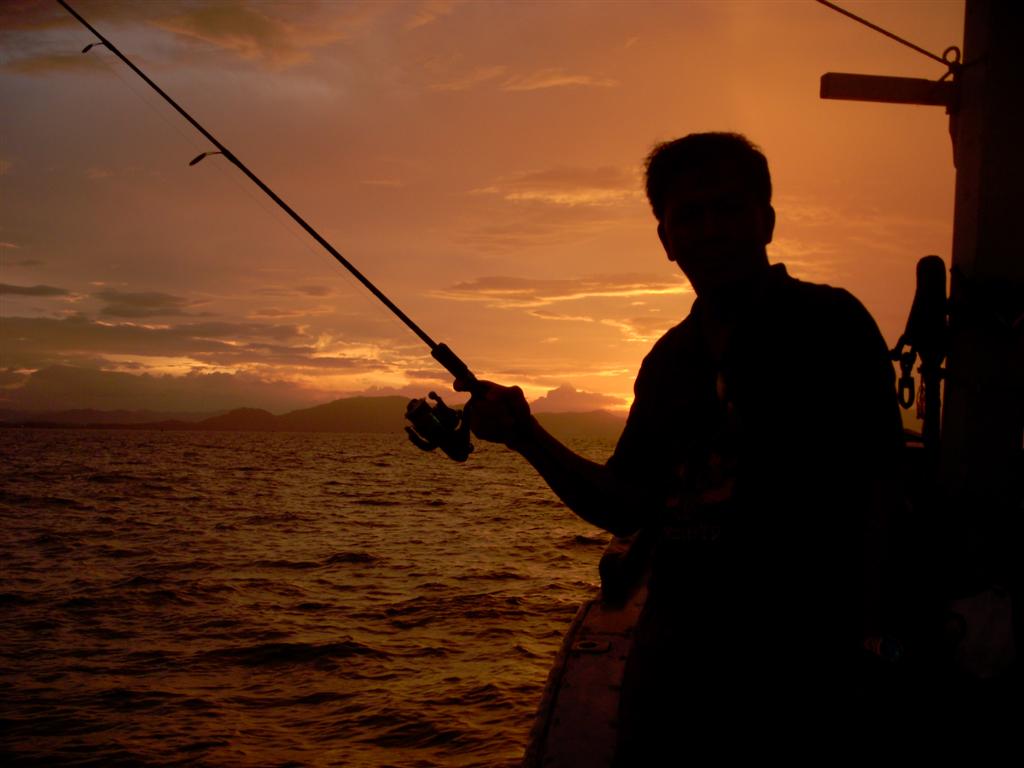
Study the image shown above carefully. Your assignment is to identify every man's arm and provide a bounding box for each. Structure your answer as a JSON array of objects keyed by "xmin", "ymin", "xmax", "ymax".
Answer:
[{"xmin": 463, "ymin": 382, "xmax": 643, "ymax": 537}]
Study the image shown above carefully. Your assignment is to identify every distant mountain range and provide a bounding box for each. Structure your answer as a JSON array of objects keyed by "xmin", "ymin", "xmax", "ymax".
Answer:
[{"xmin": 0, "ymin": 396, "xmax": 626, "ymax": 442}]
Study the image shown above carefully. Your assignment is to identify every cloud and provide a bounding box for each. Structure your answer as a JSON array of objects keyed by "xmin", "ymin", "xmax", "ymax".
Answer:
[
  {"xmin": 94, "ymin": 289, "xmax": 194, "ymax": 318},
  {"xmin": 427, "ymin": 64, "xmax": 616, "ymax": 94},
  {"xmin": 455, "ymin": 165, "xmax": 646, "ymax": 252},
  {"xmin": 0, "ymin": 283, "xmax": 70, "ymax": 297},
  {"xmin": 453, "ymin": 196, "xmax": 645, "ymax": 253},
  {"xmin": 0, "ymin": 241, "xmax": 17, "ymax": 249},
  {"xmin": 429, "ymin": 65, "xmax": 508, "ymax": 92},
  {"xmin": 501, "ymin": 68, "xmax": 617, "ymax": 92},
  {"xmin": 254, "ymin": 284, "xmax": 334, "ymax": 298},
  {"xmin": 247, "ymin": 307, "xmax": 308, "ymax": 319},
  {"xmin": 528, "ymin": 309, "xmax": 600, "ymax": 323},
  {"xmin": 404, "ymin": 0, "xmax": 459, "ymax": 31},
  {"xmin": 476, "ymin": 166, "xmax": 640, "ymax": 207},
  {"xmin": 436, "ymin": 273, "xmax": 689, "ymax": 309},
  {"xmin": 599, "ymin": 316, "xmax": 675, "ymax": 343},
  {"xmin": 530, "ymin": 383, "xmax": 627, "ymax": 413},
  {"xmin": 523, "ymin": 309, "xmax": 675, "ymax": 343}
]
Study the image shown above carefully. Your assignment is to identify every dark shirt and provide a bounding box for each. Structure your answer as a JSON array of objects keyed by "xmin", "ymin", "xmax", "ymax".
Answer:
[{"xmin": 607, "ymin": 264, "xmax": 904, "ymax": 710}]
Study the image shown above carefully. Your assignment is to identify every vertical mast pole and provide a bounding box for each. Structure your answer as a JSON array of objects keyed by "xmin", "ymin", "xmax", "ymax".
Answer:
[{"xmin": 941, "ymin": 0, "xmax": 1024, "ymax": 541}]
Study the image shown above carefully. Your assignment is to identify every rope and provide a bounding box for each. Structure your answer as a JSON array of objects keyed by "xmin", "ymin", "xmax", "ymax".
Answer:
[{"xmin": 814, "ymin": 0, "xmax": 959, "ymax": 71}]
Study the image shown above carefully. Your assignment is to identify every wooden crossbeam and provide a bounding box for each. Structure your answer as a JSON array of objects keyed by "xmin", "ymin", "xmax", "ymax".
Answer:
[{"xmin": 820, "ymin": 72, "xmax": 956, "ymax": 107}]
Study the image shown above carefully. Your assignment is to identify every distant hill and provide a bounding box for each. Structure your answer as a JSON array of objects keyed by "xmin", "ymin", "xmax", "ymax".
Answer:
[
  {"xmin": 276, "ymin": 397, "xmax": 409, "ymax": 433},
  {"xmin": 0, "ymin": 408, "xmax": 214, "ymax": 425},
  {"xmin": 0, "ymin": 396, "xmax": 625, "ymax": 441},
  {"xmin": 197, "ymin": 407, "xmax": 281, "ymax": 431},
  {"xmin": 535, "ymin": 410, "xmax": 625, "ymax": 442}
]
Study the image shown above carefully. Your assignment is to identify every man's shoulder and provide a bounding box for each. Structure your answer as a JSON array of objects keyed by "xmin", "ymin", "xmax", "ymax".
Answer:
[
  {"xmin": 642, "ymin": 312, "xmax": 701, "ymax": 368},
  {"xmin": 766, "ymin": 265, "xmax": 877, "ymax": 332}
]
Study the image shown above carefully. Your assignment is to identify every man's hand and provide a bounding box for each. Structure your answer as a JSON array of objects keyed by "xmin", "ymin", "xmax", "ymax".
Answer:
[
  {"xmin": 459, "ymin": 379, "xmax": 634, "ymax": 534},
  {"xmin": 463, "ymin": 380, "xmax": 534, "ymax": 447}
]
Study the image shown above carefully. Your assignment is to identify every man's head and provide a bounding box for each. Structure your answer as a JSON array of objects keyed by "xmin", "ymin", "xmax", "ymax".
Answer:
[{"xmin": 645, "ymin": 132, "xmax": 775, "ymax": 295}]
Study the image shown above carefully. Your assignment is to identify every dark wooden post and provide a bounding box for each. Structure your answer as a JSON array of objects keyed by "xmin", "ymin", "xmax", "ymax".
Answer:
[
  {"xmin": 941, "ymin": 0, "xmax": 1024, "ymax": 540},
  {"xmin": 822, "ymin": 3, "xmax": 1022, "ymax": 509},
  {"xmin": 820, "ymin": 0, "xmax": 1023, "ymax": 618}
]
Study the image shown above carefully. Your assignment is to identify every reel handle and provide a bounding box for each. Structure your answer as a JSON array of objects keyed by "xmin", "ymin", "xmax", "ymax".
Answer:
[{"xmin": 405, "ymin": 391, "xmax": 474, "ymax": 462}]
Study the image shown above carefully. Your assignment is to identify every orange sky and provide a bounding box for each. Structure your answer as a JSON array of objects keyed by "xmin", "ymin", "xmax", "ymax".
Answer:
[{"xmin": 1, "ymin": 0, "xmax": 964, "ymax": 414}]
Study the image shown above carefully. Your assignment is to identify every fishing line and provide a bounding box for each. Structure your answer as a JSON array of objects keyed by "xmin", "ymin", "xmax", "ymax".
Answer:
[
  {"xmin": 57, "ymin": 0, "xmax": 477, "ymax": 392},
  {"xmin": 814, "ymin": 0, "xmax": 961, "ymax": 75}
]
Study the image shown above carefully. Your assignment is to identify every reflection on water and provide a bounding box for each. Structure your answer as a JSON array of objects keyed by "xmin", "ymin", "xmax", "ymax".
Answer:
[{"xmin": 0, "ymin": 429, "xmax": 612, "ymax": 767}]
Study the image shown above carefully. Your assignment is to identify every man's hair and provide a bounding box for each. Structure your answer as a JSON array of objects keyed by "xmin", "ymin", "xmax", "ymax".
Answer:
[{"xmin": 644, "ymin": 132, "xmax": 772, "ymax": 222}]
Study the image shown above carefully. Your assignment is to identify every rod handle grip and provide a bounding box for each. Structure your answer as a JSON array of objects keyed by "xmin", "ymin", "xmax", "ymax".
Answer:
[{"xmin": 432, "ymin": 343, "xmax": 480, "ymax": 393}]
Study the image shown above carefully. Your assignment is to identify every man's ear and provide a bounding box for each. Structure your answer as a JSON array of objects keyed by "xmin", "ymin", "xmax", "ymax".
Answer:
[
  {"xmin": 763, "ymin": 205, "xmax": 776, "ymax": 245},
  {"xmin": 657, "ymin": 221, "xmax": 674, "ymax": 262}
]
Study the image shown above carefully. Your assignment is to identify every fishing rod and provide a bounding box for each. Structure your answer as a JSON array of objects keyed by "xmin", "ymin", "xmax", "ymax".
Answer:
[{"xmin": 58, "ymin": 0, "xmax": 477, "ymax": 461}]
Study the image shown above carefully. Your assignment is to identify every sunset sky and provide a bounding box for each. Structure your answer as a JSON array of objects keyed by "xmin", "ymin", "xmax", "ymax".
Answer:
[{"xmin": 2, "ymin": 0, "xmax": 964, "ymax": 415}]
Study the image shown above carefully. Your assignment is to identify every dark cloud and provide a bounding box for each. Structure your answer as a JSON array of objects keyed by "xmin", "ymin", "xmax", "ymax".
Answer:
[
  {"xmin": 0, "ymin": 368, "xmax": 28, "ymax": 388},
  {"xmin": 152, "ymin": 2, "xmax": 374, "ymax": 69},
  {"xmin": 189, "ymin": 341, "xmax": 384, "ymax": 371},
  {"xmin": 530, "ymin": 383, "xmax": 626, "ymax": 414},
  {"xmin": 0, "ymin": 0, "xmax": 74, "ymax": 31},
  {"xmin": 297, "ymin": 285, "xmax": 332, "ymax": 297},
  {"xmin": 0, "ymin": 283, "xmax": 71, "ymax": 296},
  {"xmin": 156, "ymin": 3, "xmax": 302, "ymax": 66},
  {"xmin": 4, "ymin": 52, "xmax": 111, "ymax": 75},
  {"xmin": 403, "ymin": 368, "xmax": 451, "ymax": 381},
  {"xmin": 2, "ymin": 0, "xmax": 374, "ymax": 75},
  {"xmin": 0, "ymin": 315, "xmax": 383, "ymax": 372},
  {"xmin": 346, "ymin": 383, "xmax": 468, "ymax": 403},
  {"xmin": 248, "ymin": 307, "xmax": 303, "ymax": 319},
  {"xmin": 0, "ymin": 1, "xmax": 170, "ymax": 74},
  {"xmin": 94, "ymin": 289, "xmax": 192, "ymax": 318}
]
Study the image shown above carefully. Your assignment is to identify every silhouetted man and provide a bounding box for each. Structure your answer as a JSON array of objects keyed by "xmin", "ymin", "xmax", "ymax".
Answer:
[{"xmin": 463, "ymin": 133, "xmax": 904, "ymax": 745}]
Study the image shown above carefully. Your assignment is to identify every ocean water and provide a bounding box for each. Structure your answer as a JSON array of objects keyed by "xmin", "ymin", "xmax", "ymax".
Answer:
[{"xmin": 0, "ymin": 428, "xmax": 615, "ymax": 767}]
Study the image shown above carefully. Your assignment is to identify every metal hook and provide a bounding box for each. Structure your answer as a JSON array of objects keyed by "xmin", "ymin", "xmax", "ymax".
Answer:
[
  {"xmin": 938, "ymin": 46, "xmax": 962, "ymax": 82},
  {"xmin": 81, "ymin": 41, "xmax": 107, "ymax": 54}
]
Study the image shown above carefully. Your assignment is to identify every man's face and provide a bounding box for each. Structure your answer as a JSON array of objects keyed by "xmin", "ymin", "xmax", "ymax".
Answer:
[{"xmin": 657, "ymin": 165, "xmax": 774, "ymax": 295}]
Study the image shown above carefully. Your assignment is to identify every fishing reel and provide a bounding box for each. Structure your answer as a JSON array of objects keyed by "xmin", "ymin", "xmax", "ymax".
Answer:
[{"xmin": 405, "ymin": 392, "xmax": 474, "ymax": 462}]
